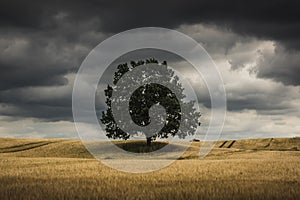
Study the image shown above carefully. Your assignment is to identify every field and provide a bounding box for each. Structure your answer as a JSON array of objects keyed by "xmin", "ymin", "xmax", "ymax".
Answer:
[{"xmin": 0, "ymin": 137, "xmax": 299, "ymax": 199}]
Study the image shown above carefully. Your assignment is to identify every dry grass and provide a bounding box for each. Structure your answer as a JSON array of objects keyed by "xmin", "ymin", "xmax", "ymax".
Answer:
[{"xmin": 0, "ymin": 137, "xmax": 299, "ymax": 199}]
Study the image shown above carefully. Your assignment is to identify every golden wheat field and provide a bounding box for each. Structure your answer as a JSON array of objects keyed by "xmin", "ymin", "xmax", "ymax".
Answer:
[{"xmin": 0, "ymin": 137, "xmax": 299, "ymax": 199}]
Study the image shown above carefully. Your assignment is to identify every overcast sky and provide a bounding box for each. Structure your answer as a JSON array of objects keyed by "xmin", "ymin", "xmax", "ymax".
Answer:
[{"xmin": 0, "ymin": 0, "xmax": 299, "ymax": 139}]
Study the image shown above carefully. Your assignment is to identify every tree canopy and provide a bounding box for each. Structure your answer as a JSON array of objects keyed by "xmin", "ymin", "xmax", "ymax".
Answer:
[{"xmin": 100, "ymin": 58, "xmax": 201, "ymax": 146}]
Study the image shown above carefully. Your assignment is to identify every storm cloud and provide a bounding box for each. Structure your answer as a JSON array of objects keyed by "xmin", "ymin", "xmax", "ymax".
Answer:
[{"xmin": 0, "ymin": 0, "xmax": 299, "ymax": 139}]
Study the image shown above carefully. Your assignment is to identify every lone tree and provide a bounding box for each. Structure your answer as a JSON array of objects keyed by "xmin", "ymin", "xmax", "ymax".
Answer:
[{"xmin": 100, "ymin": 58, "xmax": 201, "ymax": 146}]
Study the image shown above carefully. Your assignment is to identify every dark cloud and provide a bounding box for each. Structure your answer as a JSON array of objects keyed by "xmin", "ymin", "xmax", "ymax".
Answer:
[
  {"xmin": 1, "ymin": 0, "xmax": 299, "ymax": 47},
  {"xmin": 255, "ymin": 44, "xmax": 300, "ymax": 86},
  {"xmin": 0, "ymin": 32, "xmax": 89, "ymax": 90},
  {"xmin": 0, "ymin": 102, "xmax": 72, "ymax": 121},
  {"xmin": 88, "ymin": 0, "xmax": 299, "ymax": 50},
  {"xmin": 228, "ymin": 98, "xmax": 291, "ymax": 112},
  {"xmin": 227, "ymin": 40, "xmax": 300, "ymax": 86},
  {"xmin": 0, "ymin": 0, "xmax": 299, "ymax": 122}
]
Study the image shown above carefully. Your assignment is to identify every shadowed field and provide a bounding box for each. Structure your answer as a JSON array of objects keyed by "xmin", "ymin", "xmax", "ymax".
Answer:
[{"xmin": 0, "ymin": 137, "xmax": 299, "ymax": 199}]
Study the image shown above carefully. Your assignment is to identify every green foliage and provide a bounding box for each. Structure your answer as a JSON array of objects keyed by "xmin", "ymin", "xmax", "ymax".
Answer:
[{"xmin": 100, "ymin": 58, "xmax": 200, "ymax": 143}]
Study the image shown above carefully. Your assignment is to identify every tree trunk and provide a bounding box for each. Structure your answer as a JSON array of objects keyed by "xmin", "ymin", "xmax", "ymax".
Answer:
[{"xmin": 146, "ymin": 137, "xmax": 151, "ymax": 146}]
